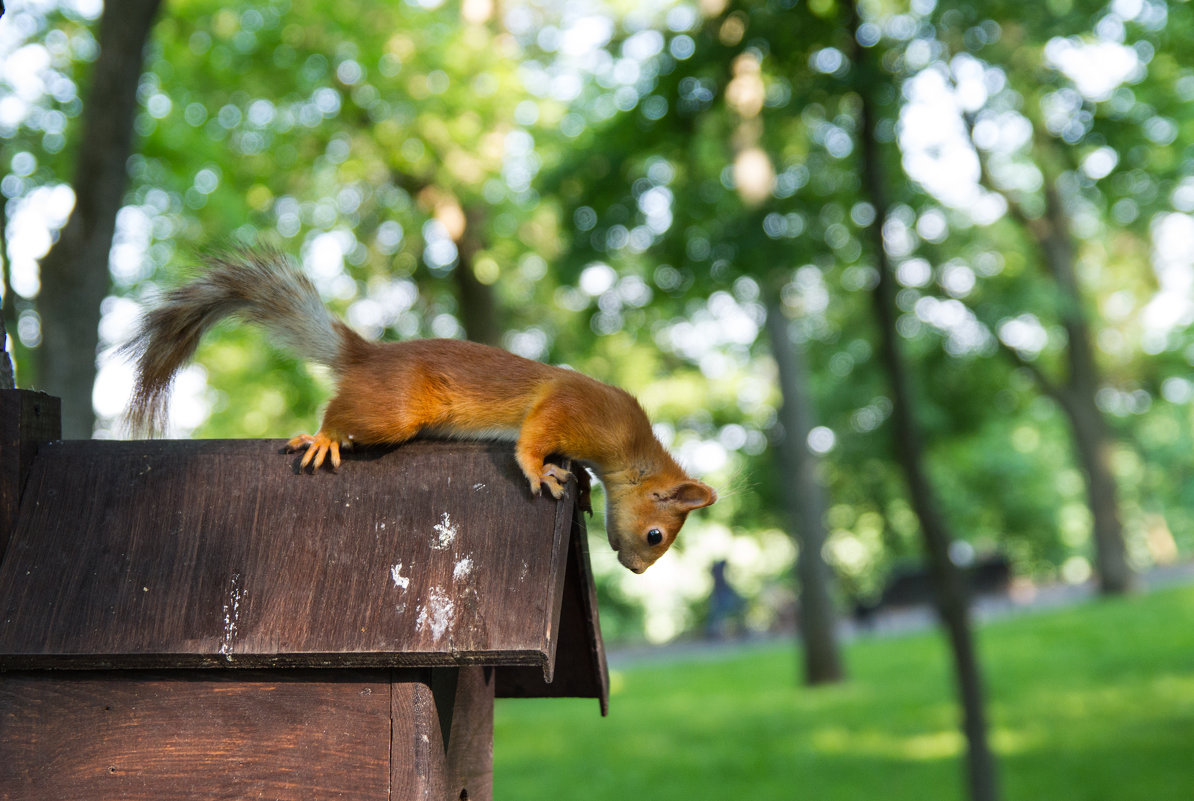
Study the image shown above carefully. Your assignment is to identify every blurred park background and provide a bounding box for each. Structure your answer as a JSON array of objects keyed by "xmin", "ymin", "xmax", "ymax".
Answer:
[{"xmin": 2, "ymin": 0, "xmax": 1193, "ymax": 798}]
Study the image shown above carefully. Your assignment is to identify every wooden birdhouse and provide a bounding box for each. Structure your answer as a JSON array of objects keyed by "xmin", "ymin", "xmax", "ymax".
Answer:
[{"xmin": 0, "ymin": 389, "xmax": 608, "ymax": 801}]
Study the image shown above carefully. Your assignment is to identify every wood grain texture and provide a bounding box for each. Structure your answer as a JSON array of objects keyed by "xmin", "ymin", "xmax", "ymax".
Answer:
[
  {"xmin": 1, "ymin": 668, "xmax": 498, "ymax": 801},
  {"xmin": 496, "ymin": 508, "xmax": 610, "ymax": 715},
  {"xmin": 0, "ymin": 390, "xmax": 60, "ymax": 561},
  {"xmin": 0, "ymin": 670, "xmax": 392, "ymax": 801},
  {"xmin": 0, "ymin": 431, "xmax": 607, "ymax": 800},
  {"xmin": 0, "ymin": 439, "xmax": 574, "ymax": 676},
  {"xmin": 391, "ymin": 670, "xmax": 441, "ymax": 799},
  {"xmin": 442, "ymin": 667, "xmax": 494, "ymax": 801},
  {"xmin": 390, "ymin": 667, "xmax": 494, "ymax": 801}
]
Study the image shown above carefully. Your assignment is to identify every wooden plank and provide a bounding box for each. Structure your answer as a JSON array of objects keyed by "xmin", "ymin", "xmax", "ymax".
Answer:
[
  {"xmin": 391, "ymin": 669, "xmax": 443, "ymax": 800},
  {"xmin": 0, "ymin": 390, "xmax": 60, "ymax": 561},
  {"xmin": 496, "ymin": 507, "xmax": 610, "ymax": 715},
  {"xmin": 443, "ymin": 667, "xmax": 494, "ymax": 801},
  {"xmin": 0, "ymin": 670, "xmax": 391, "ymax": 801},
  {"xmin": 390, "ymin": 667, "xmax": 493, "ymax": 801},
  {"xmin": 0, "ymin": 439, "xmax": 576, "ymax": 674}
]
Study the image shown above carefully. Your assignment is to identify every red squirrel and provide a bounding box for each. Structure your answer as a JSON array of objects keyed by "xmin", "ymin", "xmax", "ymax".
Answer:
[{"xmin": 123, "ymin": 248, "xmax": 716, "ymax": 573}]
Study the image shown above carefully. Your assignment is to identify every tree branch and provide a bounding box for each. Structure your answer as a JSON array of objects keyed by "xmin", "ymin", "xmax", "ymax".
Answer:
[
  {"xmin": 951, "ymin": 105, "xmax": 1072, "ymax": 400},
  {"xmin": 992, "ymin": 336, "xmax": 1064, "ymax": 403},
  {"xmin": 958, "ymin": 109, "xmax": 1053, "ymax": 243},
  {"xmin": 37, "ymin": 0, "xmax": 164, "ymax": 436}
]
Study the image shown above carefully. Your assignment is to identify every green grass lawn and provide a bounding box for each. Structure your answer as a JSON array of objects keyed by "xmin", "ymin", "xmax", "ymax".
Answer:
[{"xmin": 493, "ymin": 585, "xmax": 1194, "ymax": 800}]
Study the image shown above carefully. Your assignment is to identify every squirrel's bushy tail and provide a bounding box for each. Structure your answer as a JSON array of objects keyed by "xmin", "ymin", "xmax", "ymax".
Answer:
[{"xmin": 122, "ymin": 247, "xmax": 349, "ymax": 436}]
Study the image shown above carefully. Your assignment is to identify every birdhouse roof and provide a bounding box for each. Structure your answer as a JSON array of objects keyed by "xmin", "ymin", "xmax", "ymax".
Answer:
[{"xmin": 0, "ymin": 438, "xmax": 607, "ymax": 712}]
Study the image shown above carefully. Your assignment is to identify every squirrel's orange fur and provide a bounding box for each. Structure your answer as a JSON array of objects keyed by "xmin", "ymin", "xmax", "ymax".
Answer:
[{"xmin": 123, "ymin": 248, "xmax": 716, "ymax": 572}]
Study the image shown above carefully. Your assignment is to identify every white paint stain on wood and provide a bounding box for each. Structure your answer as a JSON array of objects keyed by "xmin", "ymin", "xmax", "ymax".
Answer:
[
  {"xmin": 219, "ymin": 572, "xmax": 244, "ymax": 662},
  {"xmin": 432, "ymin": 512, "xmax": 457, "ymax": 550},
  {"xmin": 416, "ymin": 586, "xmax": 455, "ymax": 642},
  {"xmin": 390, "ymin": 562, "xmax": 410, "ymax": 590}
]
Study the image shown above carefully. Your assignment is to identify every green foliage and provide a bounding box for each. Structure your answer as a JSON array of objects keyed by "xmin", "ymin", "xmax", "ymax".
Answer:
[{"xmin": 495, "ymin": 586, "xmax": 1194, "ymax": 800}]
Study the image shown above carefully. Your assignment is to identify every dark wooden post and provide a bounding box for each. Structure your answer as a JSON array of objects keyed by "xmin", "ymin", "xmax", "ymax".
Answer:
[
  {"xmin": 395, "ymin": 667, "xmax": 495, "ymax": 800},
  {"xmin": 0, "ymin": 389, "xmax": 60, "ymax": 559}
]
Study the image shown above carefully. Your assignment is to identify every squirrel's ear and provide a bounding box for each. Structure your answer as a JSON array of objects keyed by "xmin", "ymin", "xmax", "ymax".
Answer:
[{"xmin": 665, "ymin": 480, "xmax": 717, "ymax": 511}]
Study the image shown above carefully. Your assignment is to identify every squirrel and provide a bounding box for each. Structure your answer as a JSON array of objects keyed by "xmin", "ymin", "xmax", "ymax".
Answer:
[{"xmin": 122, "ymin": 248, "xmax": 716, "ymax": 573}]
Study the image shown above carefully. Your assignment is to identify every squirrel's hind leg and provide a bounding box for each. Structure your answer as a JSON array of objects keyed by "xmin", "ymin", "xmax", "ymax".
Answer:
[
  {"xmin": 287, "ymin": 431, "xmax": 343, "ymax": 471},
  {"xmin": 289, "ymin": 389, "xmax": 424, "ymax": 472},
  {"xmin": 287, "ymin": 398, "xmax": 354, "ymax": 472}
]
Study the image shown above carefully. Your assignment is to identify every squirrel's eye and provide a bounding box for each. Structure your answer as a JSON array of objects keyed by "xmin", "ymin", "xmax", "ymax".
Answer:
[{"xmin": 646, "ymin": 528, "xmax": 663, "ymax": 547}]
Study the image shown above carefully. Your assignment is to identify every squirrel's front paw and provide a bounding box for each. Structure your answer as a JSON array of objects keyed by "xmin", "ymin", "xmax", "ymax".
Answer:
[
  {"xmin": 286, "ymin": 431, "xmax": 341, "ymax": 472},
  {"xmin": 538, "ymin": 463, "xmax": 573, "ymax": 500}
]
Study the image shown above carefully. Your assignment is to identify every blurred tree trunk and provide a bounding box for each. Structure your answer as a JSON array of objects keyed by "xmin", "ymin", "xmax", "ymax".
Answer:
[
  {"xmin": 455, "ymin": 206, "xmax": 501, "ymax": 346},
  {"xmin": 1039, "ymin": 178, "xmax": 1133, "ymax": 593},
  {"xmin": 766, "ymin": 299, "xmax": 845, "ymax": 685},
  {"xmin": 974, "ymin": 157, "xmax": 1135, "ymax": 594},
  {"xmin": 36, "ymin": 0, "xmax": 163, "ymax": 438},
  {"xmin": 1057, "ymin": 374, "xmax": 1131, "ymax": 593},
  {"xmin": 395, "ymin": 176, "xmax": 501, "ymax": 348},
  {"xmin": 1, "ymin": 197, "xmax": 17, "ymax": 389},
  {"xmin": 452, "ymin": 0, "xmax": 504, "ymax": 347},
  {"xmin": 852, "ymin": 9, "xmax": 1000, "ymax": 801},
  {"xmin": 0, "ymin": 303, "xmax": 12, "ymax": 390}
]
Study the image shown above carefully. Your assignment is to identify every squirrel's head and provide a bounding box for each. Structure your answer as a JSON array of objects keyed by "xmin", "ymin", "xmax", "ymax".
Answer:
[{"xmin": 603, "ymin": 474, "xmax": 717, "ymax": 573}]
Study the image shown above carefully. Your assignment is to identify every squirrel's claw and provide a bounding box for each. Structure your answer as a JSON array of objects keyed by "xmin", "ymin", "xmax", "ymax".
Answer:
[
  {"xmin": 539, "ymin": 463, "xmax": 573, "ymax": 501},
  {"xmin": 287, "ymin": 433, "xmax": 315, "ymax": 450},
  {"xmin": 287, "ymin": 431, "xmax": 341, "ymax": 472}
]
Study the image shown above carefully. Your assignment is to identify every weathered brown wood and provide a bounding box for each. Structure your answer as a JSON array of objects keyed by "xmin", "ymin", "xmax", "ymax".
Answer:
[
  {"xmin": 497, "ymin": 507, "xmax": 610, "ymax": 715},
  {"xmin": 392, "ymin": 669, "xmax": 443, "ymax": 799},
  {"xmin": 0, "ymin": 670, "xmax": 392, "ymax": 800},
  {"xmin": 0, "ymin": 389, "xmax": 60, "ymax": 560},
  {"xmin": 0, "ymin": 429, "xmax": 608, "ymax": 801},
  {"xmin": 0, "ymin": 439, "xmax": 580, "ymax": 679},
  {"xmin": 390, "ymin": 667, "xmax": 492, "ymax": 801},
  {"xmin": 443, "ymin": 667, "xmax": 494, "ymax": 801}
]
